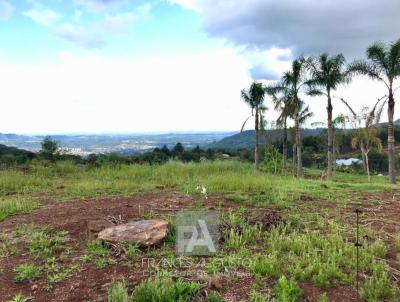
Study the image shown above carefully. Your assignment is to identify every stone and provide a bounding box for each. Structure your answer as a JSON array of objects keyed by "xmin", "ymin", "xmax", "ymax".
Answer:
[
  {"xmin": 208, "ymin": 276, "xmax": 222, "ymax": 290},
  {"xmin": 98, "ymin": 219, "xmax": 169, "ymax": 246}
]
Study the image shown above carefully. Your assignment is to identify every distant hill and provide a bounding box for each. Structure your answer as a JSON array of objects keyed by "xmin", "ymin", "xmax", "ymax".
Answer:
[
  {"xmin": 208, "ymin": 128, "xmax": 325, "ymax": 149},
  {"xmin": 0, "ymin": 144, "xmax": 35, "ymax": 162}
]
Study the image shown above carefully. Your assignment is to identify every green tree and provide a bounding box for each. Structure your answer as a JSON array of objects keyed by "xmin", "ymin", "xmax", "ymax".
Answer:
[
  {"xmin": 306, "ymin": 53, "xmax": 351, "ymax": 180},
  {"xmin": 172, "ymin": 143, "xmax": 184, "ymax": 158},
  {"xmin": 241, "ymin": 82, "xmax": 267, "ymax": 170},
  {"xmin": 40, "ymin": 137, "xmax": 59, "ymax": 161},
  {"xmin": 341, "ymin": 96, "xmax": 387, "ymax": 181},
  {"xmin": 348, "ymin": 39, "xmax": 400, "ymax": 184},
  {"xmin": 266, "ymin": 59, "xmax": 308, "ymax": 177}
]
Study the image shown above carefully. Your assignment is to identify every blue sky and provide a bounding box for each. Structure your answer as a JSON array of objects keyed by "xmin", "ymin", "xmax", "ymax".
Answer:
[{"xmin": 0, "ymin": 0, "xmax": 399, "ymax": 134}]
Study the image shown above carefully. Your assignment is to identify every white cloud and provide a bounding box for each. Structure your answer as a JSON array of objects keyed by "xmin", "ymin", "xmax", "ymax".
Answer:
[
  {"xmin": 23, "ymin": 7, "xmax": 61, "ymax": 26},
  {"xmin": 56, "ymin": 3, "xmax": 152, "ymax": 48},
  {"xmin": 103, "ymin": 3, "xmax": 152, "ymax": 32},
  {"xmin": 74, "ymin": 0, "xmax": 127, "ymax": 13},
  {"xmin": 0, "ymin": 1, "xmax": 14, "ymax": 21},
  {"xmin": 167, "ymin": 0, "xmax": 200, "ymax": 11},
  {"xmin": 0, "ymin": 50, "xmax": 251, "ymax": 134},
  {"xmin": 55, "ymin": 23, "xmax": 107, "ymax": 49}
]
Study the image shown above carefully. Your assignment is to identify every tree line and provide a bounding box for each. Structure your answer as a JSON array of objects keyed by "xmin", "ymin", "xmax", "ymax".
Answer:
[{"xmin": 241, "ymin": 39, "xmax": 400, "ymax": 183}]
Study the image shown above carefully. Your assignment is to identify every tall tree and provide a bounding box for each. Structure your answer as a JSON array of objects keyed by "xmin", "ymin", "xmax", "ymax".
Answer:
[
  {"xmin": 348, "ymin": 39, "xmax": 400, "ymax": 184},
  {"xmin": 266, "ymin": 59, "xmax": 308, "ymax": 177},
  {"xmin": 241, "ymin": 82, "xmax": 267, "ymax": 170},
  {"xmin": 269, "ymin": 90, "xmax": 293, "ymax": 174},
  {"xmin": 306, "ymin": 53, "xmax": 350, "ymax": 180}
]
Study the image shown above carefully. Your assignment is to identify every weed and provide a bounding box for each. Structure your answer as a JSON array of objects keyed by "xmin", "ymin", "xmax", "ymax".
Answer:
[
  {"xmin": 47, "ymin": 264, "xmax": 79, "ymax": 283},
  {"xmin": 14, "ymin": 263, "xmax": 42, "ymax": 282},
  {"xmin": 108, "ymin": 281, "xmax": 131, "ymax": 302},
  {"xmin": 317, "ymin": 293, "xmax": 329, "ymax": 302},
  {"xmin": 27, "ymin": 227, "xmax": 69, "ymax": 259},
  {"xmin": 369, "ymin": 239, "xmax": 387, "ymax": 258},
  {"xmin": 208, "ymin": 292, "xmax": 224, "ymax": 302},
  {"xmin": 249, "ymin": 253, "xmax": 281, "ymax": 278},
  {"xmin": 273, "ymin": 276, "xmax": 302, "ymax": 302},
  {"xmin": 249, "ymin": 290, "xmax": 269, "ymax": 302},
  {"xmin": 132, "ymin": 278, "xmax": 200, "ymax": 302},
  {"xmin": 84, "ymin": 240, "xmax": 116, "ymax": 269},
  {"xmin": 361, "ymin": 265, "xmax": 393, "ymax": 302},
  {"xmin": 124, "ymin": 243, "xmax": 140, "ymax": 261},
  {"xmin": 6, "ymin": 294, "xmax": 33, "ymax": 302}
]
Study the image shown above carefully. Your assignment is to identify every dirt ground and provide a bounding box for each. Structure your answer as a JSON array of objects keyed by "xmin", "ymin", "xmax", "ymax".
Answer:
[{"xmin": 0, "ymin": 191, "xmax": 399, "ymax": 302}]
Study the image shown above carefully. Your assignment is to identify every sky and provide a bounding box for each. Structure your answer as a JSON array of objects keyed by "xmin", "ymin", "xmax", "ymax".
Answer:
[{"xmin": 0, "ymin": 0, "xmax": 399, "ymax": 134}]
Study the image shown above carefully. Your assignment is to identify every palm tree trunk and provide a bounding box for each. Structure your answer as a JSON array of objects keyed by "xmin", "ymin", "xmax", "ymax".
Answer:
[
  {"xmin": 295, "ymin": 114, "xmax": 303, "ymax": 177},
  {"xmin": 365, "ymin": 151, "xmax": 371, "ymax": 182},
  {"xmin": 255, "ymin": 109, "xmax": 260, "ymax": 171},
  {"xmin": 360, "ymin": 141, "xmax": 367, "ymax": 172},
  {"xmin": 282, "ymin": 120, "xmax": 288, "ymax": 175},
  {"xmin": 327, "ymin": 92, "xmax": 334, "ymax": 180},
  {"xmin": 387, "ymin": 90, "xmax": 396, "ymax": 184},
  {"xmin": 292, "ymin": 144, "xmax": 297, "ymax": 176}
]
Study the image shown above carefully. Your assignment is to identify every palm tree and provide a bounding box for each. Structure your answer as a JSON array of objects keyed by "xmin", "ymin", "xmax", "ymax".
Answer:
[
  {"xmin": 266, "ymin": 59, "xmax": 308, "ymax": 177},
  {"xmin": 348, "ymin": 39, "xmax": 400, "ymax": 184},
  {"xmin": 269, "ymin": 90, "xmax": 293, "ymax": 174},
  {"xmin": 306, "ymin": 53, "xmax": 351, "ymax": 180},
  {"xmin": 340, "ymin": 95, "xmax": 387, "ymax": 179},
  {"xmin": 241, "ymin": 82, "xmax": 267, "ymax": 170}
]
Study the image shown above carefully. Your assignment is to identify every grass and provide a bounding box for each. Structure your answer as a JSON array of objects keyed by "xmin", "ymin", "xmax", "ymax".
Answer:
[
  {"xmin": 0, "ymin": 161, "xmax": 395, "ymax": 203},
  {"xmin": 0, "ymin": 196, "xmax": 39, "ymax": 221},
  {"xmin": 84, "ymin": 240, "xmax": 117, "ymax": 269},
  {"xmin": 14, "ymin": 263, "xmax": 42, "ymax": 282},
  {"xmin": 1, "ymin": 161, "xmax": 400, "ymax": 301}
]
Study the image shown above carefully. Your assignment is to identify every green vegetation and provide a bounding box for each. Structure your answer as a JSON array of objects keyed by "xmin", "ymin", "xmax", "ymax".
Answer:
[
  {"xmin": 14, "ymin": 263, "xmax": 42, "ymax": 282},
  {"xmin": 132, "ymin": 278, "xmax": 200, "ymax": 302},
  {"xmin": 0, "ymin": 196, "xmax": 39, "ymax": 221},
  {"xmin": 84, "ymin": 240, "xmax": 117, "ymax": 269}
]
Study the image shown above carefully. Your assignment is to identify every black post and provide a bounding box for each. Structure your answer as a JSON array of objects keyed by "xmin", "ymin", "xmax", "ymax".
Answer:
[{"xmin": 355, "ymin": 208, "xmax": 363, "ymax": 298}]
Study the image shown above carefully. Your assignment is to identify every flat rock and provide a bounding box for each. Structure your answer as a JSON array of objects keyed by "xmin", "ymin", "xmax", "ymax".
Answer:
[{"xmin": 98, "ymin": 219, "xmax": 169, "ymax": 246}]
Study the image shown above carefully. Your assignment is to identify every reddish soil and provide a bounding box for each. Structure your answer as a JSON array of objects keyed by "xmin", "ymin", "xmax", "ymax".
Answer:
[{"xmin": 0, "ymin": 191, "xmax": 399, "ymax": 302}]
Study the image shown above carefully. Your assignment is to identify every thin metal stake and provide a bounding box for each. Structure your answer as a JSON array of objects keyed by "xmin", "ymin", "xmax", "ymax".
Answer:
[{"xmin": 355, "ymin": 208, "xmax": 363, "ymax": 298}]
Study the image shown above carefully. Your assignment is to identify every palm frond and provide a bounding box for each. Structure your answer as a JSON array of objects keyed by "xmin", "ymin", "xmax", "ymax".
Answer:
[{"xmin": 240, "ymin": 116, "xmax": 252, "ymax": 133}]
